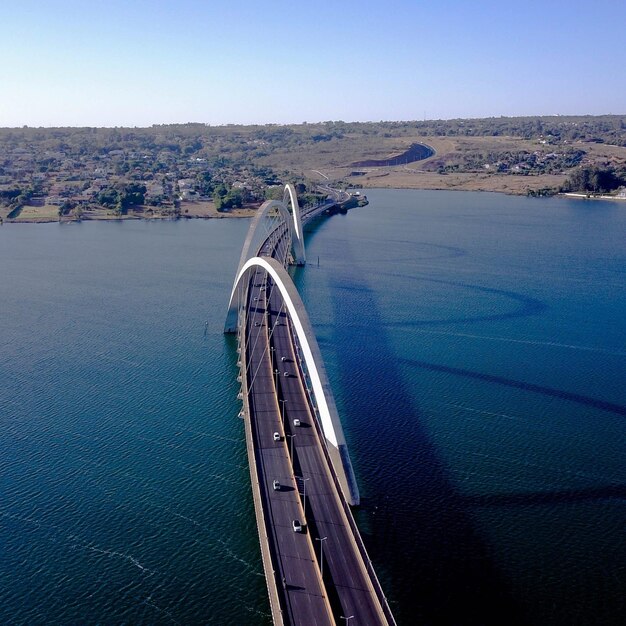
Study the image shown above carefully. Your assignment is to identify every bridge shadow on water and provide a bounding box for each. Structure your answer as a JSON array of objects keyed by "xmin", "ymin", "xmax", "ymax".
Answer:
[
  {"xmin": 400, "ymin": 359, "xmax": 626, "ymax": 418},
  {"xmin": 323, "ymin": 256, "xmax": 530, "ymax": 626}
]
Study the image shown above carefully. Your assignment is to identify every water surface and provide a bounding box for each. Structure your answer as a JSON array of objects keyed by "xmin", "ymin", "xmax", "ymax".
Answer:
[
  {"xmin": 1, "ymin": 191, "xmax": 625, "ymax": 625},
  {"xmin": 298, "ymin": 190, "xmax": 625, "ymax": 625}
]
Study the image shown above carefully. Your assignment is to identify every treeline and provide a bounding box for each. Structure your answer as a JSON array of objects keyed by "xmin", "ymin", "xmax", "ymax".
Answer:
[
  {"xmin": 561, "ymin": 165, "xmax": 626, "ymax": 194},
  {"xmin": 425, "ymin": 149, "xmax": 586, "ymax": 174},
  {"xmin": 404, "ymin": 115, "xmax": 626, "ymax": 145},
  {"xmin": 2, "ymin": 115, "xmax": 625, "ymax": 161}
]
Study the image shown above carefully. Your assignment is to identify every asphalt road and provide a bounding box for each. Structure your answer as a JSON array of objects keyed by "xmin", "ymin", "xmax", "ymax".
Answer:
[
  {"xmin": 265, "ymin": 279, "xmax": 386, "ymax": 625},
  {"xmin": 242, "ymin": 214, "xmax": 389, "ymax": 625},
  {"xmin": 246, "ymin": 268, "xmax": 333, "ymax": 626}
]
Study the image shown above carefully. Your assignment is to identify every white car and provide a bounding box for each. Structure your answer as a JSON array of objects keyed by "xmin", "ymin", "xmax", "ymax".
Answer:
[
  {"xmin": 273, "ymin": 480, "xmax": 280, "ymax": 491},
  {"xmin": 292, "ymin": 519, "xmax": 303, "ymax": 533},
  {"xmin": 293, "ymin": 419, "xmax": 301, "ymax": 427},
  {"xmin": 273, "ymin": 432, "xmax": 280, "ymax": 441}
]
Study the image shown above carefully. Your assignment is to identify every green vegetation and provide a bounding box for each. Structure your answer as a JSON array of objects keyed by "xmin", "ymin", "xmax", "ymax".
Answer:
[
  {"xmin": 94, "ymin": 183, "xmax": 145, "ymax": 214},
  {"xmin": 402, "ymin": 115, "xmax": 626, "ymax": 145},
  {"xmin": 1, "ymin": 115, "xmax": 624, "ymax": 220},
  {"xmin": 425, "ymin": 148, "xmax": 586, "ymax": 175},
  {"xmin": 213, "ymin": 184, "xmax": 243, "ymax": 211},
  {"xmin": 561, "ymin": 165, "xmax": 626, "ymax": 194}
]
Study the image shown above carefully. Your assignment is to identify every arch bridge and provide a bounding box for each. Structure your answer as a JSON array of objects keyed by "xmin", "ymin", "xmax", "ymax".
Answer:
[{"xmin": 224, "ymin": 184, "xmax": 396, "ymax": 626}]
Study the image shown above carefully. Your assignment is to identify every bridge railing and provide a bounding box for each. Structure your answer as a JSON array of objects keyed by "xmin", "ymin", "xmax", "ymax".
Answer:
[{"xmin": 236, "ymin": 302, "xmax": 287, "ymax": 625}]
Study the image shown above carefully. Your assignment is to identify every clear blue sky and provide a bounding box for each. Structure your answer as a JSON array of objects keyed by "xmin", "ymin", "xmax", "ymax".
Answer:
[{"xmin": 1, "ymin": 0, "xmax": 624, "ymax": 127}]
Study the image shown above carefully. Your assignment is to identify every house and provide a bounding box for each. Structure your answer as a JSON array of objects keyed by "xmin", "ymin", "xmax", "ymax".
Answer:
[{"xmin": 45, "ymin": 196, "xmax": 64, "ymax": 205}]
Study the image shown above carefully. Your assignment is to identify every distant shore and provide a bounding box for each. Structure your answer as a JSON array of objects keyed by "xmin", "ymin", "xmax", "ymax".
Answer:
[
  {"xmin": 343, "ymin": 169, "xmax": 570, "ymax": 196},
  {"xmin": 3, "ymin": 183, "xmax": 624, "ymax": 225},
  {"xmin": 1, "ymin": 200, "xmax": 258, "ymax": 224}
]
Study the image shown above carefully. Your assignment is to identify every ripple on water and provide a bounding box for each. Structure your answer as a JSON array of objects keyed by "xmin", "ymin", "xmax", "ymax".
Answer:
[{"xmin": 2, "ymin": 196, "xmax": 625, "ymax": 625}]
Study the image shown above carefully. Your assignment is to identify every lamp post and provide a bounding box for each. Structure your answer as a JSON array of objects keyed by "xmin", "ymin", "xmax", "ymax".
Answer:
[
  {"xmin": 274, "ymin": 368, "xmax": 279, "ymax": 392},
  {"xmin": 316, "ymin": 536, "xmax": 327, "ymax": 578},
  {"xmin": 340, "ymin": 616, "xmax": 354, "ymax": 625},
  {"xmin": 279, "ymin": 399, "xmax": 287, "ymax": 428}
]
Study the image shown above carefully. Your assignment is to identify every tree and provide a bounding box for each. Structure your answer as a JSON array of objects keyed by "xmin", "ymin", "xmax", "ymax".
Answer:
[
  {"xmin": 97, "ymin": 188, "xmax": 120, "ymax": 208},
  {"xmin": 195, "ymin": 171, "xmax": 214, "ymax": 195},
  {"xmin": 118, "ymin": 183, "xmax": 146, "ymax": 211},
  {"xmin": 562, "ymin": 166, "xmax": 624, "ymax": 193},
  {"xmin": 224, "ymin": 187, "xmax": 243, "ymax": 209},
  {"xmin": 213, "ymin": 183, "xmax": 228, "ymax": 210},
  {"xmin": 58, "ymin": 199, "xmax": 75, "ymax": 216}
]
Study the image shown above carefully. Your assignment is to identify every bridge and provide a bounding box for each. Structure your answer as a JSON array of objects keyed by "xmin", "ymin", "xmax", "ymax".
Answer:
[{"xmin": 225, "ymin": 185, "xmax": 396, "ymax": 625}]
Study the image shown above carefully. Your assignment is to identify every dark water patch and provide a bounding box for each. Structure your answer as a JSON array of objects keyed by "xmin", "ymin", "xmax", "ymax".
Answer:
[
  {"xmin": 324, "ymin": 248, "xmax": 527, "ymax": 626},
  {"xmin": 401, "ymin": 358, "xmax": 626, "ymax": 417},
  {"xmin": 383, "ymin": 274, "xmax": 548, "ymax": 326},
  {"xmin": 298, "ymin": 188, "xmax": 626, "ymax": 626},
  {"xmin": 464, "ymin": 484, "xmax": 626, "ymax": 508}
]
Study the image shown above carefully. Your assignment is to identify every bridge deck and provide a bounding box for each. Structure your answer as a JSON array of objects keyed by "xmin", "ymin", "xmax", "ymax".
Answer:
[
  {"xmin": 245, "ymin": 269, "xmax": 333, "ymax": 625},
  {"xmin": 235, "ymin": 190, "xmax": 394, "ymax": 625},
  {"xmin": 267, "ymin": 283, "xmax": 386, "ymax": 624}
]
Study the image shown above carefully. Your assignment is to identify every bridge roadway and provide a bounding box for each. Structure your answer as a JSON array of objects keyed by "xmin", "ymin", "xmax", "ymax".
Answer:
[
  {"xmin": 246, "ymin": 269, "xmax": 333, "ymax": 625},
  {"xmin": 266, "ymin": 282, "xmax": 386, "ymax": 624},
  {"xmin": 238, "ymin": 206, "xmax": 391, "ymax": 625}
]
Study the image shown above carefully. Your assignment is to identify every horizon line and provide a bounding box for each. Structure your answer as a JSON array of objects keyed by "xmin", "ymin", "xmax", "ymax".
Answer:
[{"xmin": 2, "ymin": 112, "xmax": 625, "ymax": 131}]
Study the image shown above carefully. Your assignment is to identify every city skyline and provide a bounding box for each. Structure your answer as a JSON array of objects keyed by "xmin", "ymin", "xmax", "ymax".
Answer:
[{"xmin": 2, "ymin": 0, "xmax": 625, "ymax": 127}]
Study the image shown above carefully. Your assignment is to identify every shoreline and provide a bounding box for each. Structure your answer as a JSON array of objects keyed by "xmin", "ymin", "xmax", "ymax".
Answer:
[
  {"xmin": 3, "ymin": 186, "xmax": 624, "ymax": 225},
  {"xmin": 0, "ymin": 201, "xmax": 259, "ymax": 225},
  {"xmin": 561, "ymin": 192, "xmax": 626, "ymax": 202}
]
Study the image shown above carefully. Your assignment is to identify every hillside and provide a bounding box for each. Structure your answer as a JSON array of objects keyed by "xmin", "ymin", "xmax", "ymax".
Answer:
[{"xmin": 1, "ymin": 115, "xmax": 625, "ymax": 221}]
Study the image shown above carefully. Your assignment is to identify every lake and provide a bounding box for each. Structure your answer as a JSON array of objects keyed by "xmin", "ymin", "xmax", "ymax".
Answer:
[{"xmin": 1, "ymin": 190, "xmax": 624, "ymax": 625}]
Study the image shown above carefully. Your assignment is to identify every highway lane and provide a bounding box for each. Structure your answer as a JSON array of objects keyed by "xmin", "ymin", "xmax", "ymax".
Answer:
[
  {"xmin": 265, "ymin": 278, "xmax": 386, "ymax": 625},
  {"xmin": 245, "ymin": 269, "xmax": 333, "ymax": 626},
  {"xmin": 241, "ymin": 204, "xmax": 392, "ymax": 625}
]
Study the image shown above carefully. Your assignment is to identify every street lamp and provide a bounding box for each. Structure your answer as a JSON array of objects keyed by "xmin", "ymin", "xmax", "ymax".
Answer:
[
  {"xmin": 286, "ymin": 433, "xmax": 296, "ymax": 463},
  {"xmin": 274, "ymin": 368, "xmax": 279, "ymax": 391},
  {"xmin": 340, "ymin": 616, "xmax": 354, "ymax": 625},
  {"xmin": 279, "ymin": 399, "xmax": 287, "ymax": 428},
  {"xmin": 316, "ymin": 536, "xmax": 327, "ymax": 578},
  {"xmin": 298, "ymin": 476, "xmax": 310, "ymax": 514}
]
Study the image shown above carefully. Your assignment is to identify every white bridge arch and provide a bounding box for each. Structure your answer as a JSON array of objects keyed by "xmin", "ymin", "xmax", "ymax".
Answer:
[
  {"xmin": 226, "ymin": 255, "xmax": 360, "ymax": 506},
  {"xmin": 283, "ymin": 183, "xmax": 305, "ymax": 265},
  {"xmin": 234, "ymin": 183, "xmax": 305, "ymax": 276}
]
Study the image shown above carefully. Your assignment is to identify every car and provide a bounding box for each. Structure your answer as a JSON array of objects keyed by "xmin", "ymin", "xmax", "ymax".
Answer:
[
  {"xmin": 273, "ymin": 480, "xmax": 280, "ymax": 491},
  {"xmin": 293, "ymin": 419, "xmax": 301, "ymax": 427},
  {"xmin": 283, "ymin": 371, "xmax": 289, "ymax": 377},
  {"xmin": 292, "ymin": 519, "xmax": 302, "ymax": 533},
  {"xmin": 281, "ymin": 356, "xmax": 287, "ymax": 362},
  {"xmin": 273, "ymin": 432, "xmax": 280, "ymax": 441}
]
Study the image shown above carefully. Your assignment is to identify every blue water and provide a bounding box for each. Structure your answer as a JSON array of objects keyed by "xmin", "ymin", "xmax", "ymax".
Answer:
[{"xmin": 1, "ymin": 191, "xmax": 625, "ymax": 625}]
